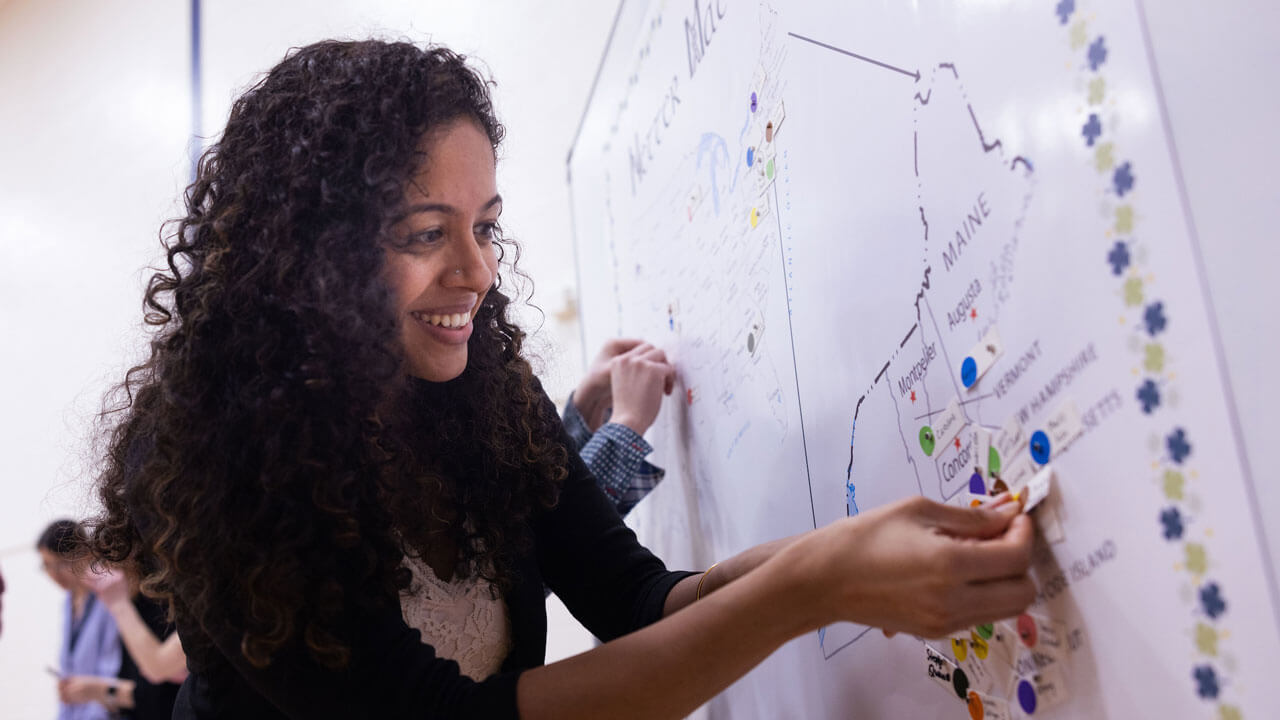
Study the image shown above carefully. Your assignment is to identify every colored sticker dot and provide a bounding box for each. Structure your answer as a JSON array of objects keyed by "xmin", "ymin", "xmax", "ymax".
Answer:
[
  {"xmin": 1185, "ymin": 543, "xmax": 1208, "ymax": 575},
  {"xmin": 967, "ymin": 690, "xmax": 984, "ymax": 720},
  {"xmin": 749, "ymin": 207, "xmax": 759, "ymax": 228},
  {"xmin": 952, "ymin": 667, "xmax": 970, "ymax": 700},
  {"xmin": 969, "ymin": 632, "xmax": 989, "ymax": 660},
  {"xmin": 766, "ymin": 157, "xmax": 775, "ymax": 180},
  {"xmin": 961, "ymin": 356, "xmax": 978, "ymax": 388},
  {"xmin": 974, "ymin": 623, "xmax": 994, "ymax": 640},
  {"xmin": 1017, "ymin": 614, "xmax": 1038, "ymax": 648},
  {"xmin": 1195, "ymin": 622, "xmax": 1219, "ymax": 656},
  {"xmin": 952, "ymin": 637, "xmax": 969, "ymax": 662},
  {"xmin": 1029, "ymin": 431, "xmax": 1051, "ymax": 465},
  {"xmin": 746, "ymin": 146, "xmax": 755, "ymax": 167},
  {"xmin": 1018, "ymin": 679, "xmax": 1038, "ymax": 714},
  {"xmin": 919, "ymin": 427, "xmax": 936, "ymax": 456},
  {"xmin": 969, "ymin": 471, "xmax": 986, "ymax": 495},
  {"xmin": 750, "ymin": 91, "xmax": 758, "ymax": 113},
  {"xmin": 988, "ymin": 447, "xmax": 1002, "ymax": 476}
]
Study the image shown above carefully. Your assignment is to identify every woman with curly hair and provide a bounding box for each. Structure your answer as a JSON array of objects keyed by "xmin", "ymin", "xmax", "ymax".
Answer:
[{"xmin": 89, "ymin": 39, "xmax": 1035, "ymax": 719}]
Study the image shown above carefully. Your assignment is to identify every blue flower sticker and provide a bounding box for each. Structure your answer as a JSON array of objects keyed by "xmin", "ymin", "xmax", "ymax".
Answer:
[
  {"xmin": 1088, "ymin": 37, "xmax": 1108, "ymax": 71},
  {"xmin": 1056, "ymin": 0, "xmax": 1075, "ymax": 25},
  {"xmin": 1082, "ymin": 114, "xmax": 1102, "ymax": 147},
  {"xmin": 1114, "ymin": 161, "xmax": 1135, "ymax": 196},
  {"xmin": 1200, "ymin": 583, "xmax": 1227, "ymax": 620},
  {"xmin": 1160, "ymin": 507, "xmax": 1184, "ymax": 540},
  {"xmin": 1137, "ymin": 379, "xmax": 1161, "ymax": 414},
  {"xmin": 1167, "ymin": 427, "xmax": 1192, "ymax": 464},
  {"xmin": 1144, "ymin": 301, "xmax": 1168, "ymax": 336},
  {"xmin": 1193, "ymin": 665, "xmax": 1220, "ymax": 699},
  {"xmin": 1107, "ymin": 241, "xmax": 1130, "ymax": 275}
]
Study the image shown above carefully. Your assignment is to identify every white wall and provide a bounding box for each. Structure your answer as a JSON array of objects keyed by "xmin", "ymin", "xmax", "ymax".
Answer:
[{"xmin": 0, "ymin": 1, "xmax": 615, "ymax": 714}]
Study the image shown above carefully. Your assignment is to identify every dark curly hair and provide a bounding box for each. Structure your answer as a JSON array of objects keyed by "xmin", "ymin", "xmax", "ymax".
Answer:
[{"xmin": 89, "ymin": 39, "xmax": 567, "ymax": 670}]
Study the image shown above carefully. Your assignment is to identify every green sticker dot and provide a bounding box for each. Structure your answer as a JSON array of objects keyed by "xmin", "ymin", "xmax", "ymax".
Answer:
[
  {"xmin": 1144, "ymin": 343, "xmax": 1166, "ymax": 373},
  {"xmin": 766, "ymin": 158, "xmax": 775, "ymax": 180},
  {"xmin": 1095, "ymin": 143, "xmax": 1115, "ymax": 173},
  {"xmin": 1185, "ymin": 543, "xmax": 1208, "ymax": 575},
  {"xmin": 1195, "ymin": 622, "xmax": 1218, "ymax": 656},
  {"xmin": 1088, "ymin": 77, "xmax": 1107, "ymax": 106},
  {"xmin": 1124, "ymin": 277, "xmax": 1144, "ymax": 307},
  {"xmin": 1115, "ymin": 204, "xmax": 1134, "ymax": 233},
  {"xmin": 988, "ymin": 447, "xmax": 1002, "ymax": 476},
  {"xmin": 1070, "ymin": 21, "xmax": 1089, "ymax": 49},
  {"xmin": 1163, "ymin": 470, "xmax": 1185, "ymax": 501},
  {"xmin": 974, "ymin": 623, "xmax": 994, "ymax": 640}
]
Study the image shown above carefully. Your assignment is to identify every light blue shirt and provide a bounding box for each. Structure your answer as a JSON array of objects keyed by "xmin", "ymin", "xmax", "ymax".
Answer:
[{"xmin": 58, "ymin": 593, "xmax": 120, "ymax": 720}]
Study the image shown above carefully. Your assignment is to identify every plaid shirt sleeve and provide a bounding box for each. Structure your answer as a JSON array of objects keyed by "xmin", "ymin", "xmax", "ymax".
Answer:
[{"xmin": 562, "ymin": 394, "xmax": 666, "ymax": 517}]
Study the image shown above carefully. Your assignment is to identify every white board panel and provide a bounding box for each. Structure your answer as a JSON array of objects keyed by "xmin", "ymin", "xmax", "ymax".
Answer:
[{"xmin": 568, "ymin": 1, "xmax": 1280, "ymax": 718}]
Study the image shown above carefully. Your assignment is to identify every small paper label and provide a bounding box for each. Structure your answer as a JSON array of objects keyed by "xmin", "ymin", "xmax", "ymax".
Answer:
[
  {"xmin": 994, "ymin": 416, "xmax": 1026, "ymax": 464},
  {"xmin": 1000, "ymin": 453, "xmax": 1037, "ymax": 492},
  {"xmin": 1046, "ymin": 400, "xmax": 1084, "ymax": 453},
  {"xmin": 972, "ymin": 427, "xmax": 992, "ymax": 479},
  {"xmin": 1019, "ymin": 465, "xmax": 1054, "ymax": 512},
  {"xmin": 961, "ymin": 327, "xmax": 1004, "ymax": 390},
  {"xmin": 925, "ymin": 644, "xmax": 959, "ymax": 695},
  {"xmin": 931, "ymin": 398, "xmax": 966, "ymax": 455}
]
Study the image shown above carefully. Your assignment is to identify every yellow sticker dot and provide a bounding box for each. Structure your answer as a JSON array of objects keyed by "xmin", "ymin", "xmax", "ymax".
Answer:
[{"xmin": 749, "ymin": 207, "xmax": 759, "ymax": 228}]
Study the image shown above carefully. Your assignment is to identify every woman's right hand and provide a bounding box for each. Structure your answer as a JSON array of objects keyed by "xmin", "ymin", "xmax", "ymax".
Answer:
[
  {"xmin": 780, "ymin": 495, "xmax": 1036, "ymax": 638},
  {"xmin": 83, "ymin": 566, "xmax": 130, "ymax": 608}
]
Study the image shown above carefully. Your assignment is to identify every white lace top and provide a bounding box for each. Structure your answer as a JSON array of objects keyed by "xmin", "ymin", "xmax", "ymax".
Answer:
[{"xmin": 399, "ymin": 554, "xmax": 512, "ymax": 681}]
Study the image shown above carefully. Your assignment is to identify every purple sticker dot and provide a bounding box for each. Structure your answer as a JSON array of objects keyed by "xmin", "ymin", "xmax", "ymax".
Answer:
[
  {"xmin": 750, "ymin": 92, "xmax": 758, "ymax": 113},
  {"xmin": 969, "ymin": 472, "xmax": 985, "ymax": 495},
  {"xmin": 1018, "ymin": 679, "xmax": 1037, "ymax": 714}
]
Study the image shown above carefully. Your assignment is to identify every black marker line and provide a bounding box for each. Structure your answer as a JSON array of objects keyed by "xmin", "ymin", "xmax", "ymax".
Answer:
[
  {"xmin": 967, "ymin": 104, "xmax": 1003, "ymax": 154},
  {"xmin": 787, "ymin": 32, "xmax": 920, "ymax": 81},
  {"xmin": 900, "ymin": 323, "xmax": 919, "ymax": 349},
  {"xmin": 772, "ymin": 179, "xmax": 818, "ymax": 530}
]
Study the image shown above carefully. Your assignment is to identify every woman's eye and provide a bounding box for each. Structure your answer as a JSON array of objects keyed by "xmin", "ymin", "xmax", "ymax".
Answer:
[
  {"xmin": 411, "ymin": 229, "xmax": 445, "ymax": 245},
  {"xmin": 475, "ymin": 222, "xmax": 499, "ymax": 243}
]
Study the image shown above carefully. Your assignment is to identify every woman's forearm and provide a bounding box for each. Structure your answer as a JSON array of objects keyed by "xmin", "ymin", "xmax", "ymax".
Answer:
[
  {"xmin": 663, "ymin": 533, "xmax": 804, "ymax": 615},
  {"xmin": 519, "ymin": 551, "xmax": 813, "ymax": 720},
  {"xmin": 103, "ymin": 598, "xmax": 187, "ymax": 683}
]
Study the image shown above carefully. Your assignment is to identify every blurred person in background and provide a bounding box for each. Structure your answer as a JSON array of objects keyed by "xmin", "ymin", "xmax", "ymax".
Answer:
[{"xmin": 38, "ymin": 520, "xmax": 130, "ymax": 719}]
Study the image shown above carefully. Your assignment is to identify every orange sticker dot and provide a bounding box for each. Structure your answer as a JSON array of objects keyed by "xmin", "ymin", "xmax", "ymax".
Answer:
[{"xmin": 967, "ymin": 690, "xmax": 984, "ymax": 720}]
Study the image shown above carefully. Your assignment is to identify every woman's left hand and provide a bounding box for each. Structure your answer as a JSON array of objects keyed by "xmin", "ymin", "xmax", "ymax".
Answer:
[{"xmin": 58, "ymin": 675, "xmax": 108, "ymax": 704}]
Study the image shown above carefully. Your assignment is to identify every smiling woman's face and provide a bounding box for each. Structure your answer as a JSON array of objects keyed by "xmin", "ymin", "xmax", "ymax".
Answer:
[{"xmin": 384, "ymin": 117, "xmax": 502, "ymax": 382}]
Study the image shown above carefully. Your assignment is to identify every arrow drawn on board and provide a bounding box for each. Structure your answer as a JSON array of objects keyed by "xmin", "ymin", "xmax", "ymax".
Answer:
[{"xmin": 787, "ymin": 32, "xmax": 921, "ymax": 81}]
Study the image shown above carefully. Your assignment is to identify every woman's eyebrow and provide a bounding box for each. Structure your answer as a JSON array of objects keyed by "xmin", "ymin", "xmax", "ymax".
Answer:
[{"xmin": 406, "ymin": 194, "xmax": 503, "ymax": 216}]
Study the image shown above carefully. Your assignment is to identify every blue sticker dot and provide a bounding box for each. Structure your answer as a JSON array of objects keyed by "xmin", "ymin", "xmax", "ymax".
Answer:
[
  {"xmin": 1167, "ymin": 428, "xmax": 1192, "ymax": 464},
  {"xmin": 1193, "ymin": 665, "xmax": 1220, "ymax": 699},
  {"xmin": 961, "ymin": 357, "xmax": 978, "ymax": 388},
  {"xmin": 1018, "ymin": 679, "xmax": 1037, "ymax": 714},
  {"xmin": 1082, "ymin": 113, "xmax": 1102, "ymax": 147},
  {"xmin": 1029, "ymin": 430, "xmax": 1051, "ymax": 465},
  {"xmin": 969, "ymin": 472, "xmax": 986, "ymax": 495},
  {"xmin": 746, "ymin": 147, "xmax": 755, "ymax": 167},
  {"xmin": 750, "ymin": 91, "xmax": 758, "ymax": 113}
]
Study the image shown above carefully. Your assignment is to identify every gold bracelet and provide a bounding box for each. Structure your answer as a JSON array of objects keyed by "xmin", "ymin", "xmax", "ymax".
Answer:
[{"xmin": 695, "ymin": 561, "xmax": 722, "ymax": 601}]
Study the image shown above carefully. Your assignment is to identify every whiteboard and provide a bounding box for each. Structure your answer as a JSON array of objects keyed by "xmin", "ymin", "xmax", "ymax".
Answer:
[{"xmin": 567, "ymin": 1, "xmax": 1280, "ymax": 718}]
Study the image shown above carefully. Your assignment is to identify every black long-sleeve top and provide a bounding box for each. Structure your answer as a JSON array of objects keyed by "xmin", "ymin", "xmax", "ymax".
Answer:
[{"xmin": 170, "ymin": 394, "xmax": 694, "ymax": 719}]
